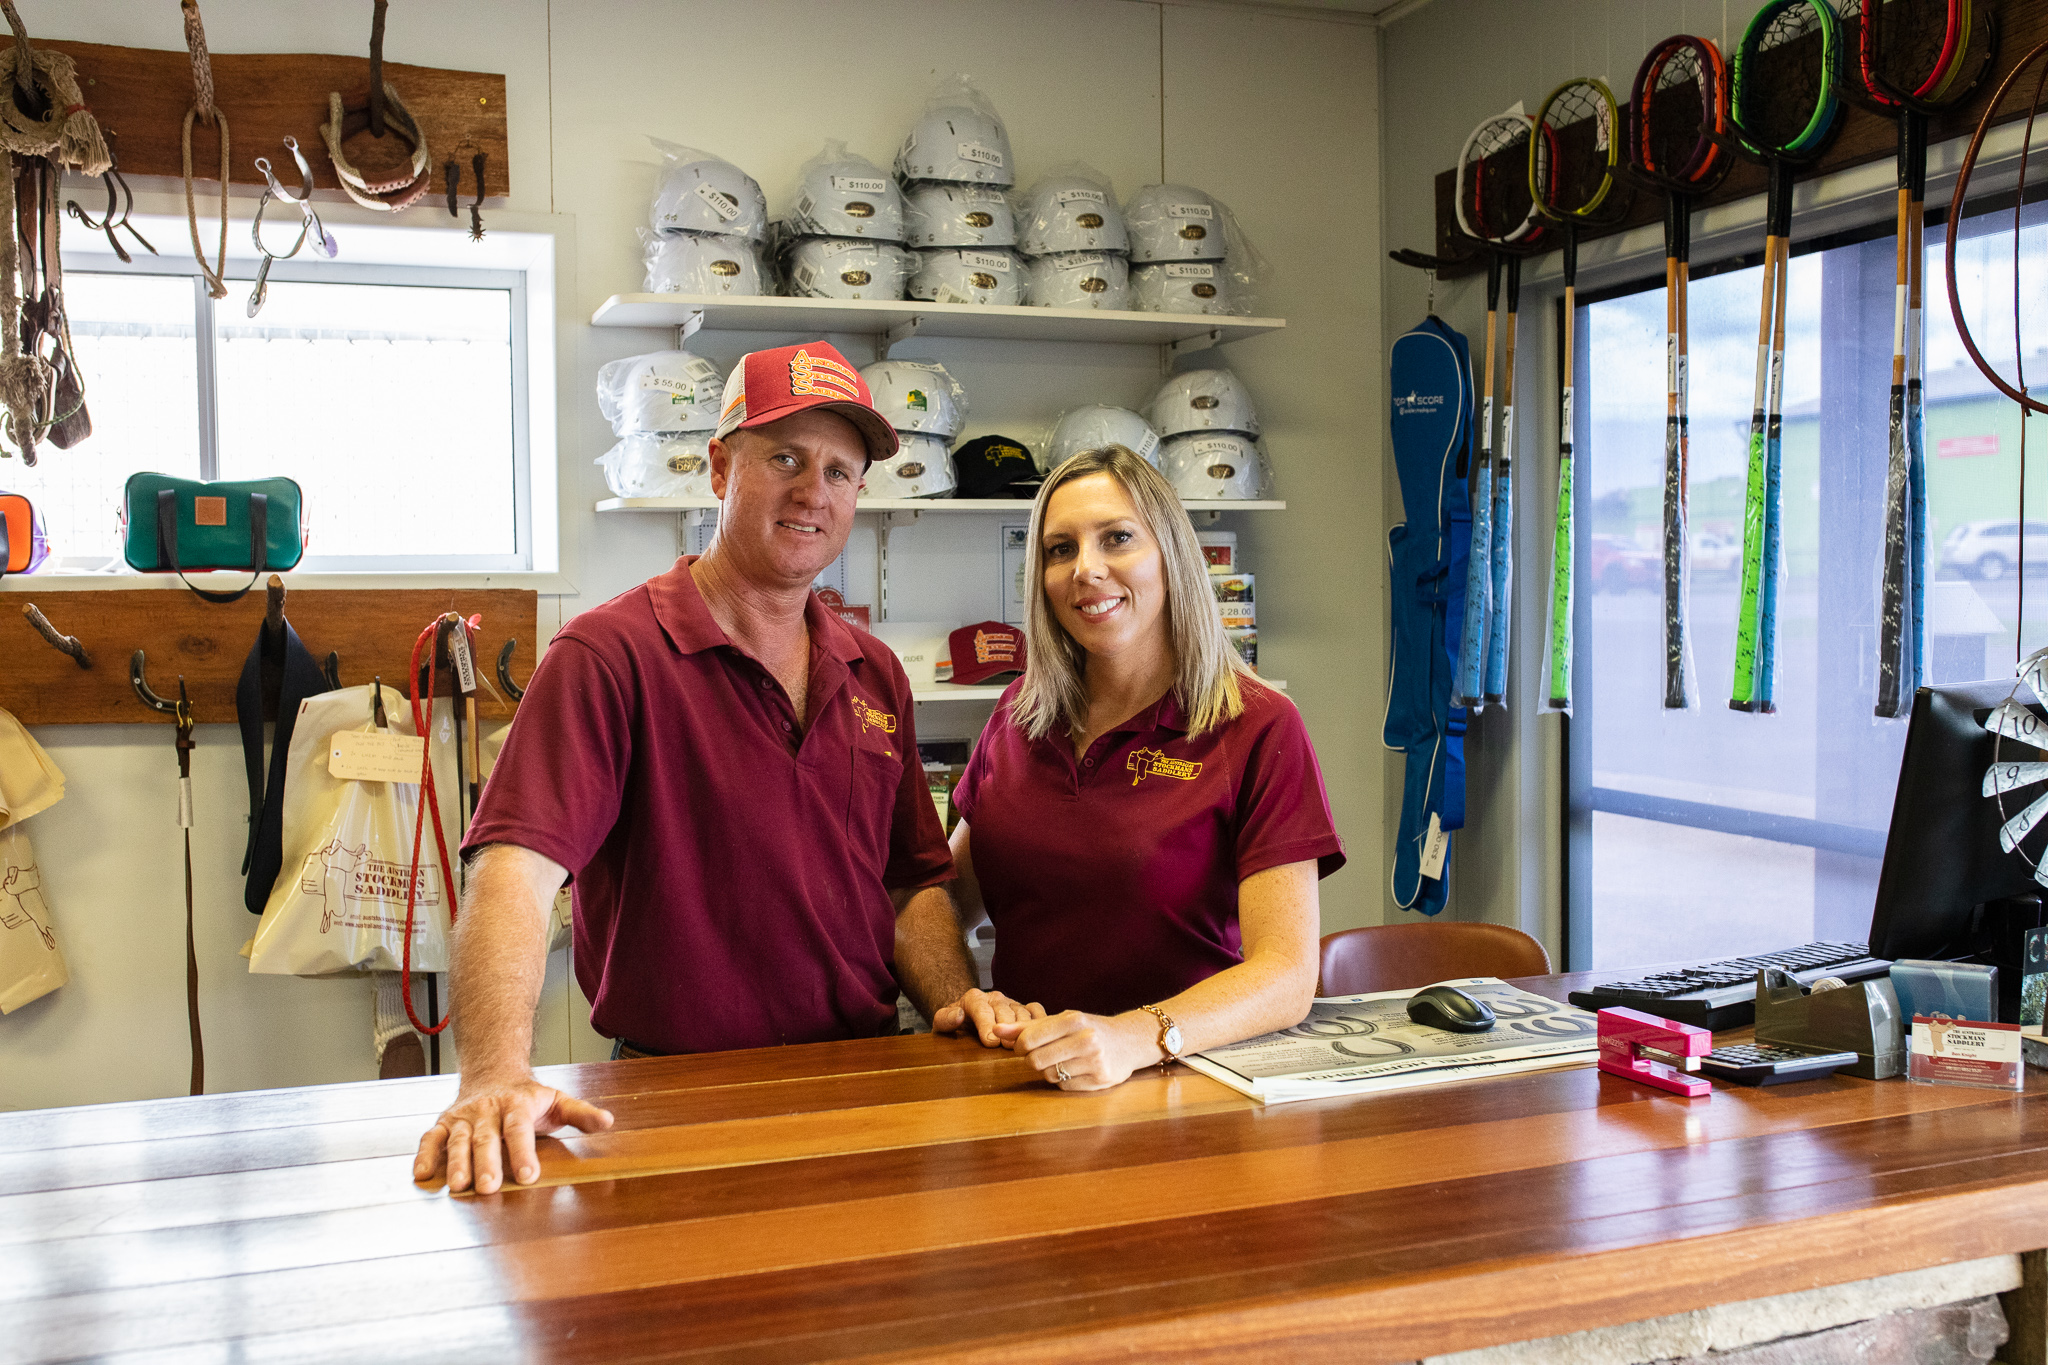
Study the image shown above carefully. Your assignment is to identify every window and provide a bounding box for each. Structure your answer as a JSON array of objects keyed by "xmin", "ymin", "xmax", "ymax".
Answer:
[
  {"xmin": 1573, "ymin": 201, "xmax": 2048, "ymax": 971},
  {"xmin": 18, "ymin": 247, "xmax": 532, "ymax": 573}
]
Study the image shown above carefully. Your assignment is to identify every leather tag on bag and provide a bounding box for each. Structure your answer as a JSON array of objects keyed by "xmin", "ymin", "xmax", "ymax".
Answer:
[{"xmin": 194, "ymin": 497, "xmax": 228, "ymax": 527}]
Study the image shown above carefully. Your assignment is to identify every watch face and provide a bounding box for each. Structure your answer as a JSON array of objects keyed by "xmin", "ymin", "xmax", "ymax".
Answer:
[{"xmin": 1164, "ymin": 1024, "xmax": 1183, "ymax": 1055}]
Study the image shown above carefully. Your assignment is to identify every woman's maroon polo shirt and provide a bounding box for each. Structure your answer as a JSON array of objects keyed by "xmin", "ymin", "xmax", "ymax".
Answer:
[
  {"xmin": 953, "ymin": 679, "xmax": 1343, "ymax": 1017},
  {"xmin": 463, "ymin": 557, "xmax": 951, "ymax": 1055}
]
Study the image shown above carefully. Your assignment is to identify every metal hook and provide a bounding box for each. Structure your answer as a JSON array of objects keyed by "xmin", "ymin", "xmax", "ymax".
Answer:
[
  {"xmin": 22, "ymin": 604, "xmax": 90, "ymax": 669},
  {"xmin": 131, "ymin": 650, "xmax": 191, "ymax": 724},
  {"xmin": 496, "ymin": 638, "xmax": 526, "ymax": 701},
  {"xmin": 371, "ymin": 674, "xmax": 389, "ymax": 727},
  {"xmin": 323, "ymin": 650, "xmax": 341, "ymax": 692}
]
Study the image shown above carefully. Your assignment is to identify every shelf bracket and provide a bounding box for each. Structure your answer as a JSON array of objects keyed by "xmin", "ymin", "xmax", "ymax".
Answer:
[
  {"xmin": 1197, "ymin": 509, "xmax": 1222, "ymax": 525},
  {"xmin": 875, "ymin": 509, "xmax": 923, "ymax": 621},
  {"xmin": 672, "ymin": 308, "xmax": 707, "ymax": 349},
  {"xmin": 677, "ymin": 506, "xmax": 718, "ymax": 556},
  {"xmin": 1162, "ymin": 327, "xmax": 1228, "ymax": 375},
  {"xmin": 879, "ymin": 316, "xmax": 923, "ymax": 359}
]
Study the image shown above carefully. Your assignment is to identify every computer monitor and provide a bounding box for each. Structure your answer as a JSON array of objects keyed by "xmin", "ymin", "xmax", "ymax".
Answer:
[{"xmin": 1868, "ymin": 679, "xmax": 2045, "ymax": 1017}]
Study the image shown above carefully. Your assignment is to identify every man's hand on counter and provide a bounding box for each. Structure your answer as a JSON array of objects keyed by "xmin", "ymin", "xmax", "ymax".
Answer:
[
  {"xmin": 414, "ymin": 1079, "xmax": 615, "ymax": 1194},
  {"xmin": 931, "ymin": 987, "xmax": 1046, "ymax": 1046}
]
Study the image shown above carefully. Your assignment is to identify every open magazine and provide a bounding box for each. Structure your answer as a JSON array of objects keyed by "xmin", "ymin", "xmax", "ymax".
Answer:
[{"xmin": 1183, "ymin": 977, "xmax": 1599, "ymax": 1104}]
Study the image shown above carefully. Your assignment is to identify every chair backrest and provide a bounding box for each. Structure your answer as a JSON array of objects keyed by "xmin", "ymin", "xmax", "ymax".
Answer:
[{"xmin": 1317, "ymin": 922, "xmax": 1551, "ymax": 996}]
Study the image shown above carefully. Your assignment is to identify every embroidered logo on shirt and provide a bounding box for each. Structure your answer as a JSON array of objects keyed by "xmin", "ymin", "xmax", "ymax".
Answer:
[
  {"xmin": 1127, "ymin": 747, "xmax": 1202, "ymax": 786},
  {"xmin": 851, "ymin": 694, "xmax": 898, "ymax": 736},
  {"xmin": 788, "ymin": 348, "xmax": 863, "ymax": 403}
]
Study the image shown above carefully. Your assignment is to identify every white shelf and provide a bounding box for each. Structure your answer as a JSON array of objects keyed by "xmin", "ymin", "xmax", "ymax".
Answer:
[
  {"xmin": 596, "ymin": 496, "xmax": 1287, "ymax": 513},
  {"xmin": 913, "ymin": 679, "xmax": 1283, "ymax": 703},
  {"xmin": 590, "ymin": 293, "xmax": 1285, "ymax": 348}
]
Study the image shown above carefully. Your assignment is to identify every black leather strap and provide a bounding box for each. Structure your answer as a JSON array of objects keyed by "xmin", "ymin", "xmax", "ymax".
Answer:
[
  {"xmin": 156, "ymin": 488, "xmax": 269, "ymax": 603},
  {"xmin": 235, "ymin": 618, "xmax": 330, "ymax": 913}
]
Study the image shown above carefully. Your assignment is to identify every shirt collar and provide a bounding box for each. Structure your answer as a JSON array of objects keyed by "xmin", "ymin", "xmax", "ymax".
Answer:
[{"xmin": 648, "ymin": 555, "xmax": 865, "ymax": 667}]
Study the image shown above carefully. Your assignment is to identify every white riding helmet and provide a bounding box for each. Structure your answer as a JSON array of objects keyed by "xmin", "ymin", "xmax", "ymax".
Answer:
[
  {"xmin": 789, "ymin": 152, "xmax": 906, "ymax": 241},
  {"xmin": 596, "ymin": 350, "xmax": 728, "ymax": 435},
  {"xmin": 1038, "ymin": 405, "xmax": 1160, "ymax": 473},
  {"xmin": 897, "ymin": 102, "xmax": 1013, "ymax": 187},
  {"xmin": 784, "ymin": 238, "xmax": 914, "ymax": 300},
  {"xmin": 595, "ymin": 431, "xmax": 716, "ymax": 500},
  {"xmin": 1150, "ymin": 367, "xmax": 1261, "ymax": 438},
  {"xmin": 1130, "ymin": 261, "xmax": 1233, "ymax": 316},
  {"xmin": 859, "ymin": 359, "xmax": 968, "ymax": 439},
  {"xmin": 903, "ymin": 183, "xmax": 1016, "ymax": 248},
  {"xmin": 909, "ymin": 248, "xmax": 1024, "ymax": 306},
  {"xmin": 861, "ymin": 432, "xmax": 957, "ymax": 500},
  {"xmin": 1125, "ymin": 184, "xmax": 1227, "ymax": 263},
  {"xmin": 1161, "ymin": 432, "xmax": 1271, "ymax": 500},
  {"xmin": 650, "ymin": 151, "xmax": 768, "ymax": 241},
  {"xmin": 643, "ymin": 232, "xmax": 768, "ymax": 296},
  {"xmin": 1015, "ymin": 173, "xmax": 1129, "ymax": 256},
  {"xmin": 1023, "ymin": 252, "xmax": 1130, "ymax": 310}
]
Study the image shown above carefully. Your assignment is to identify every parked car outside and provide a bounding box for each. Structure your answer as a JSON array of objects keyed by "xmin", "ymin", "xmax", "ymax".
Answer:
[
  {"xmin": 1688, "ymin": 530, "xmax": 1740, "ymax": 578},
  {"xmin": 1590, "ymin": 534, "xmax": 1660, "ymax": 593},
  {"xmin": 1940, "ymin": 519, "xmax": 2048, "ymax": 581}
]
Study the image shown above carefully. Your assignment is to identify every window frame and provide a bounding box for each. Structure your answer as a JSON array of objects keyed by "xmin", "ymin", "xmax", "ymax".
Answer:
[{"xmin": 59, "ymin": 252, "xmax": 533, "ymax": 574}]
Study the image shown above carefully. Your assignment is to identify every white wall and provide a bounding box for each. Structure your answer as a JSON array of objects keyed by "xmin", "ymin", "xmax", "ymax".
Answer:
[
  {"xmin": 2, "ymin": 0, "xmax": 1384, "ymax": 1110},
  {"xmin": 1376, "ymin": 0, "xmax": 1778, "ymax": 954}
]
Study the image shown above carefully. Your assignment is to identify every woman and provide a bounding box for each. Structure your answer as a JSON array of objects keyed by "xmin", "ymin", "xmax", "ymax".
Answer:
[{"xmin": 945, "ymin": 444, "xmax": 1344, "ymax": 1090}]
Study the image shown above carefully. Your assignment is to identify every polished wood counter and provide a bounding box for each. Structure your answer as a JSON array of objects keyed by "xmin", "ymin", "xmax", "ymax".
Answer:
[{"xmin": 6, "ymin": 971, "xmax": 2048, "ymax": 1363}]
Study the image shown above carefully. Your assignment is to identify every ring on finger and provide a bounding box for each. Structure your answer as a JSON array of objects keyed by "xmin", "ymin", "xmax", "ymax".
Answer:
[{"xmin": 1054, "ymin": 1064, "xmax": 1071, "ymax": 1084}]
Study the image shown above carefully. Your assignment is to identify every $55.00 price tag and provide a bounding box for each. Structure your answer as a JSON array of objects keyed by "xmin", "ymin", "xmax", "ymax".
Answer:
[{"xmin": 328, "ymin": 730, "xmax": 427, "ymax": 783}]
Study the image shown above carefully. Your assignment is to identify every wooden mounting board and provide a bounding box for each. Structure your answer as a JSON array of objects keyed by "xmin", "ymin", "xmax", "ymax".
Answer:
[
  {"xmin": 0, "ymin": 588, "xmax": 535, "ymax": 726},
  {"xmin": 1426, "ymin": 4, "xmax": 2048, "ymax": 278},
  {"xmin": 38, "ymin": 39, "xmax": 507, "ymax": 199}
]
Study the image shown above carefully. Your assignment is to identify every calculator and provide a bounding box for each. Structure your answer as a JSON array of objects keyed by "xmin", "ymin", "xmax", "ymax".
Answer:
[{"xmin": 1699, "ymin": 1042, "xmax": 1861, "ymax": 1086}]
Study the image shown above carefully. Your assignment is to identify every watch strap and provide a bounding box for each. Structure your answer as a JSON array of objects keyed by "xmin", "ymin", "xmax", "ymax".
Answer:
[{"xmin": 1139, "ymin": 1004, "xmax": 1181, "ymax": 1063}]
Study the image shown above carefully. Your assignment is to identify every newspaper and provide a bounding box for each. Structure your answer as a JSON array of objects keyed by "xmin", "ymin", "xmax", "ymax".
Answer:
[{"xmin": 1183, "ymin": 977, "xmax": 1598, "ymax": 1104}]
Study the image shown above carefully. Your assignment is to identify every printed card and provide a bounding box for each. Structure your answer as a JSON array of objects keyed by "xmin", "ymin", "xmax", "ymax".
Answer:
[{"xmin": 1908, "ymin": 1014, "xmax": 2023, "ymax": 1091}]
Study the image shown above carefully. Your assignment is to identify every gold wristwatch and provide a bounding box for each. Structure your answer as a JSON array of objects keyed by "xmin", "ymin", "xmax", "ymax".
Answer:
[{"xmin": 1139, "ymin": 1004, "xmax": 1183, "ymax": 1067}]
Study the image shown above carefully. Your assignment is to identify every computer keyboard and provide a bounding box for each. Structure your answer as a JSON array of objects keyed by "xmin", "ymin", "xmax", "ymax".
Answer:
[{"xmin": 1567, "ymin": 941, "xmax": 1891, "ymax": 1031}]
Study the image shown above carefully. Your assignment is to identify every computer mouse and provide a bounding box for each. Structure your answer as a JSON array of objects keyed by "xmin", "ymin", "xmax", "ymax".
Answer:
[{"xmin": 1406, "ymin": 984, "xmax": 1496, "ymax": 1033}]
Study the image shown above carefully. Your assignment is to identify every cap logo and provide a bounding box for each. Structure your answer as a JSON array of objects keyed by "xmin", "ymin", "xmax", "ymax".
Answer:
[
  {"xmin": 1207, "ymin": 463, "xmax": 1238, "ymax": 479},
  {"xmin": 973, "ymin": 628, "xmax": 1019, "ymax": 665},
  {"xmin": 667, "ymin": 452, "xmax": 708, "ymax": 474},
  {"xmin": 1079, "ymin": 276, "xmax": 1108, "ymax": 293},
  {"xmin": 965, "ymin": 211, "xmax": 994, "ymax": 228},
  {"xmin": 845, "ymin": 201, "xmax": 875, "ymax": 218},
  {"xmin": 1076, "ymin": 212, "xmax": 1104, "ymax": 229},
  {"xmin": 904, "ymin": 388, "xmax": 929, "ymax": 412},
  {"xmin": 841, "ymin": 270, "xmax": 873, "ymax": 286},
  {"xmin": 788, "ymin": 348, "xmax": 863, "ymax": 403},
  {"xmin": 851, "ymin": 694, "xmax": 898, "ymax": 735},
  {"xmin": 1179, "ymin": 223, "xmax": 1208, "ymax": 240},
  {"xmin": 1192, "ymin": 396, "xmax": 1220, "ymax": 410},
  {"xmin": 709, "ymin": 259, "xmax": 742, "ymax": 277},
  {"xmin": 1127, "ymin": 746, "xmax": 1202, "ymax": 786},
  {"xmin": 1192, "ymin": 283, "xmax": 1217, "ymax": 298},
  {"xmin": 987, "ymin": 443, "xmax": 1026, "ymax": 465},
  {"xmin": 898, "ymin": 461, "xmax": 926, "ymax": 478},
  {"xmin": 970, "ymin": 272, "xmax": 997, "ymax": 289}
]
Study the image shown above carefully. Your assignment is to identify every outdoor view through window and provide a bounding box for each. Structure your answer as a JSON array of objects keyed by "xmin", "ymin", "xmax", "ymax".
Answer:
[
  {"xmin": 12, "ymin": 270, "xmax": 518, "ymax": 571},
  {"xmin": 1580, "ymin": 207, "xmax": 2047, "ymax": 970}
]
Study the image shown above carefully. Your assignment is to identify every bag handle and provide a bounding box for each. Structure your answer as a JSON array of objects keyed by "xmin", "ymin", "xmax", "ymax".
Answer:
[{"xmin": 156, "ymin": 488, "xmax": 268, "ymax": 603}]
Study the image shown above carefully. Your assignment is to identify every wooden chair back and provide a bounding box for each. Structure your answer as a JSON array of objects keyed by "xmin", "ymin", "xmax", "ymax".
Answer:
[{"xmin": 1316, "ymin": 922, "xmax": 1551, "ymax": 995}]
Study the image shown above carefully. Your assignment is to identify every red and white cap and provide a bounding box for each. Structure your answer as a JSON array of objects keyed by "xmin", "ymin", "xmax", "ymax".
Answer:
[
  {"xmin": 946, "ymin": 620, "xmax": 1027, "ymax": 685},
  {"xmin": 714, "ymin": 341, "xmax": 900, "ymax": 464}
]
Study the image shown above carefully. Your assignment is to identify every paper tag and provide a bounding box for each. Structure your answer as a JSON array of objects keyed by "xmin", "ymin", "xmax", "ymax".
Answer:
[
  {"xmin": 1057, "ymin": 252, "xmax": 1107, "ymax": 270},
  {"xmin": 1135, "ymin": 430, "xmax": 1159, "ymax": 460},
  {"xmin": 832, "ymin": 174, "xmax": 889, "ymax": 194},
  {"xmin": 958, "ymin": 142, "xmax": 1005, "ymax": 168},
  {"xmin": 1169, "ymin": 202, "xmax": 1215, "ymax": 219},
  {"xmin": 329, "ymin": 730, "xmax": 427, "ymax": 783},
  {"xmin": 1420, "ymin": 812, "xmax": 1449, "ymax": 880},
  {"xmin": 962, "ymin": 250, "xmax": 1010, "ymax": 272},
  {"xmin": 448, "ymin": 627, "xmax": 478, "ymax": 694},
  {"xmin": 796, "ymin": 265, "xmax": 818, "ymax": 292},
  {"xmin": 1164, "ymin": 262, "xmax": 1216, "ymax": 280},
  {"xmin": 1910, "ymin": 1015, "xmax": 2023, "ymax": 1088},
  {"xmin": 935, "ymin": 284, "xmax": 976, "ymax": 305},
  {"xmin": 178, "ymin": 776, "xmax": 193, "ymax": 830},
  {"xmin": 694, "ymin": 180, "xmax": 742, "ymax": 221},
  {"xmin": 1056, "ymin": 188, "xmax": 1106, "ymax": 206}
]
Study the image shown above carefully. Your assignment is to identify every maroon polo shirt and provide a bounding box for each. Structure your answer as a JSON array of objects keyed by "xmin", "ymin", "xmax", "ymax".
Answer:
[
  {"xmin": 953, "ymin": 680, "xmax": 1344, "ymax": 1017},
  {"xmin": 462, "ymin": 556, "xmax": 952, "ymax": 1054}
]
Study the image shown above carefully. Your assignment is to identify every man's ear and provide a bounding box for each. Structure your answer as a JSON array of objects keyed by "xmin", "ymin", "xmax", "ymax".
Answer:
[{"xmin": 709, "ymin": 436, "xmax": 734, "ymax": 500}]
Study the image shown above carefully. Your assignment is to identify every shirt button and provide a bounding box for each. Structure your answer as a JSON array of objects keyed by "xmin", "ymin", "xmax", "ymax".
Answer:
[
  {"xmin": 1084, "ymin": 757, "xmax": 1094, "ymax": 767},
  {"xmin": 759, "ymin": 677, "xmax": 774, "ymax": 691},
  {"xmin": 782, "ymin": 721, "xmax": 793, "ymax": 732}
]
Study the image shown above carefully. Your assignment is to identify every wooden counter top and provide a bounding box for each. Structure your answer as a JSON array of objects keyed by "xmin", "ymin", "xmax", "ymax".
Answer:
[{"xmin": 6, "ymin": 971, "xmax": 2047, "ymax": 1362}]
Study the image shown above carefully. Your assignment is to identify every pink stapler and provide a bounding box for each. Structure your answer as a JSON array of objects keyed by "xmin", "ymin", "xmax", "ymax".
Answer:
[{"xmin": 1597, "ymin": 1007, "xmax": 1713, "ymax": 1098}]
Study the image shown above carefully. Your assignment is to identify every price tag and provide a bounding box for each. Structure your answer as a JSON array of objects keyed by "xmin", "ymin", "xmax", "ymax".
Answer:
[
  {"xmin": 1419, "ymin": 812, "xmax": 1449, "ymax": 880},
  {"xmin": 448, "ymin": 626, "xmax": 478, "ymax": 695},
  {"xmin": 329, "ymin": 730, "xmax": 426, "ymax": 783}
]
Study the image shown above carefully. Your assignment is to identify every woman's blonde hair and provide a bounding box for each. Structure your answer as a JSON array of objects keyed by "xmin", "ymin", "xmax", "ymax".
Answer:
[{"xmin": 1011, "ymin": 444, "xmax": 1254, "ymax": 742}]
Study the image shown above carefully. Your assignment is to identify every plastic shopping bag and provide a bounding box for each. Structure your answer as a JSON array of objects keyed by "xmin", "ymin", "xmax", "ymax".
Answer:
[
  {"xmin": 0, "ymin": 823, "xmax": 68, "ymax": 1012},
  {"xmin": 0, "ymin": 704, "xmax": 64, "ymax": 830},
  {"xmin": 249, "ymin": 685, "xmax": 460, "ymax": 977}
]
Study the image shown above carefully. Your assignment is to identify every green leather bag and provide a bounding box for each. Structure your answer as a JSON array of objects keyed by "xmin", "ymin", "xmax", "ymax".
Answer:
[{"xmin": 122, "ymin": 473, "xmax": 306, "ymax": 602}]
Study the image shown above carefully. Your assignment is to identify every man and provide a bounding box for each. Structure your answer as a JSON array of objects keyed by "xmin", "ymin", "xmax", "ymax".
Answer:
[{"xmin": 414, "ymin": 342, "xmax": 1036, "ymax": 1194}]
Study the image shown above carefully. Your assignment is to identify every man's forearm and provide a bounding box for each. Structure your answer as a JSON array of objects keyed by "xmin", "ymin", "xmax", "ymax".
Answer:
[
  {"xmin": 449, "ymin": 844, "xmax": 563, "ymax": 1084},
  {"xmin": 893, "ymin": 883, "xmax": 979, "ymax": 1023}
]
